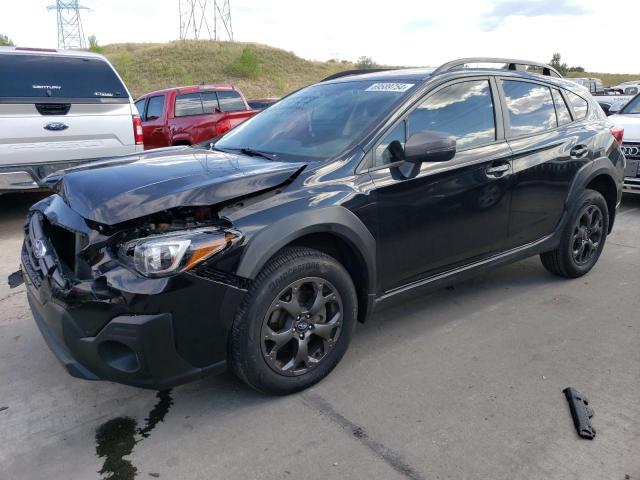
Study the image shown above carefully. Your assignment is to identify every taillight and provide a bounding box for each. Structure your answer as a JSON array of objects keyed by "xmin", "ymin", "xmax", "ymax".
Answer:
[
  {"xmin": 611, "ymin": 126, "xmax": 624, "ymax": 145},
  {"xmin": 214, "ymin": 119, "xmax": 232, "ymax": 136},
  {"xmin": 132, "ymin": 115, "xmax": 144, "ymax": 146}
]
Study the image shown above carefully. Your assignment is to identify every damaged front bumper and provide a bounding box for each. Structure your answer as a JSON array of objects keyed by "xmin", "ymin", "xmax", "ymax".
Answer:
[{"xmin": 21, "ymin": 195, "xmax": 248, "ymax": 389}]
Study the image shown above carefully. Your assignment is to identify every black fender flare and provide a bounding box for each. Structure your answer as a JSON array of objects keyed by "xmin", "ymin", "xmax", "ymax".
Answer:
[
  {"xmin": 235, "ymin": 206, "xmax": 377, "ymax": 295},
  {"xmin": 564, "ymin": 156, "xmax": 621, "ymax": 231}
]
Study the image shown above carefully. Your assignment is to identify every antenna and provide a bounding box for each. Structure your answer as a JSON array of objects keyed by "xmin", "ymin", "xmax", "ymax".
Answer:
[
  {"xmin": 47, "ymin": 0, "xmax": 90, "ymax": 49},
  {"xmin": 179, "ymin": 0, "xmax": 233, "ymax": 41}
]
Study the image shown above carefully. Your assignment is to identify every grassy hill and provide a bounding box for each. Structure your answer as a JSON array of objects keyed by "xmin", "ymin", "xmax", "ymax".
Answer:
[
  {"xmin": 102, "ymin": 41, "xmax": 640, "ymax": 99},
  {"xmin": 103, "ymin": 41, "xmax": 357, "ymax": 99}
]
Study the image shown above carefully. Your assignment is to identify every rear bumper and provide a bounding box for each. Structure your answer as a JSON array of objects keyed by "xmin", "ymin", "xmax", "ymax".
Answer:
[
  {"xmin": 0, "ymin": 171, "xmax": 40, "ymax": 190},
  {"xmin": 0, "ymin": 153, "xmax": 140, "ymax": 193}
]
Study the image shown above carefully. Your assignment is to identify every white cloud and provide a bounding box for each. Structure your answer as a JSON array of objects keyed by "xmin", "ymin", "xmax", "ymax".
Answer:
[{"xmin": 3, "ymin": 0, "xmax": 640, "ymax": 73}]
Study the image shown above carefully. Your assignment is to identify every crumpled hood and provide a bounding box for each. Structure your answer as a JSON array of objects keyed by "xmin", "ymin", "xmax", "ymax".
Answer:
[
  {"xmin": 610, "ymin": 114, "xmax": 640, "ymax": 142},
  {"xmin": 58, "ymin": 148, "xmax": 305, "ymax": 225}
]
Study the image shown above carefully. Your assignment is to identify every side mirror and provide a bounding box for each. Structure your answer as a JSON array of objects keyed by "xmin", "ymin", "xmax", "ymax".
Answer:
[{"xmin": 404, "ymin": 131, "xmax": 456, "ymax": 164}]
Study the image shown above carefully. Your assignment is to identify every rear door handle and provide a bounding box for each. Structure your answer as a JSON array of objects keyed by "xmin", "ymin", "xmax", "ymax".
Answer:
[
  {"xmin": 153, "ymin": 127, "xmax": 163, "ymax": 133},
  {"xmin": 486, "ymin": 162, "xmax": 511, "ymax": 177},
  {"xmin": 570, "ymin": 145, "xmax": 589, "ymax": 159}
]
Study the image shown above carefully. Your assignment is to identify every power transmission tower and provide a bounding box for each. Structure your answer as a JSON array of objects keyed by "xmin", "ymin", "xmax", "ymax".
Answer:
[
  {"xmin": 179, "ymin": 0, "xmax": 233, "ymax": 41},
  {"xmin": 47, "ymin": 1, "xmax": 90, "ymax": 49}
]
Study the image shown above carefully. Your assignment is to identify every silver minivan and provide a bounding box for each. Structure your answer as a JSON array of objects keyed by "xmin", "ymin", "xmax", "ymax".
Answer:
[{"xmin": 0, "ymin": 47, "xmax": 143, "ymax": 193}]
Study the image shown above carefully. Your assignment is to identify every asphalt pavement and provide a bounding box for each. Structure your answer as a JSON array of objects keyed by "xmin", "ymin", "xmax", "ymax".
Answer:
[{"xmin": 1, "ymin": 192, "xmax": 639, "ymax": 480}]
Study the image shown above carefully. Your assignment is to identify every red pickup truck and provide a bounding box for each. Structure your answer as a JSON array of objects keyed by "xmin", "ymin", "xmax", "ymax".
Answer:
[{"xmin": 134, "ymin": 84, "xmax": 257, "ymax": 149}]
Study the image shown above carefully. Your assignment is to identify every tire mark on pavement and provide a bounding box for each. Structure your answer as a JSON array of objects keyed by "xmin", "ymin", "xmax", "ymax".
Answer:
[{"xmin": 300, "ymin": 392, "xmax": 425, "ymax": 480}]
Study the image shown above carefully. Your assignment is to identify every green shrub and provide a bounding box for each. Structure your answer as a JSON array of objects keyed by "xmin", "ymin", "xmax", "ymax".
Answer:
[
  {"xmin": 88, "ymin": 35, "xmax": 103, "ymax": 54},
  {"xmin": 225, "ymin": 47, "xmax": 261, "ymax": 79}
]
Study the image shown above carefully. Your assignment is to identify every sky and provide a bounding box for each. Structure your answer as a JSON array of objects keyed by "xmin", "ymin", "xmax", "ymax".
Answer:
[{"xmin": 3, "ymin": 0, "xmax": 640, "ymax": 73}]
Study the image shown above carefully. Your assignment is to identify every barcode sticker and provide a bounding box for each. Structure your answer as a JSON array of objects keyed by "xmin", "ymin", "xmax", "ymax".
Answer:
[{"xmin": 365, "ymin": 83, "xmax": 414, "ymax": 93}]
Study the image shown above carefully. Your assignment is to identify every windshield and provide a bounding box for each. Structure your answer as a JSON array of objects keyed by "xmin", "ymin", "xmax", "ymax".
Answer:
[
  {"xmin": 620, "ymin": 94, "xmax": 640, "ymax": 114},
  {"xmin": 215, "ymin": 80, "xmax": 418, "ymax": 160}
]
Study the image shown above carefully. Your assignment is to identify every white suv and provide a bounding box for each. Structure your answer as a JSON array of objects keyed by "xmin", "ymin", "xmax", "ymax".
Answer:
[
  {"xmin": 610, "ymin": 93, "xmax": 640, "ymax": 194},
  {"xmin": 0, "ymin": 47, "xmax": 143, "ymax": 193}
]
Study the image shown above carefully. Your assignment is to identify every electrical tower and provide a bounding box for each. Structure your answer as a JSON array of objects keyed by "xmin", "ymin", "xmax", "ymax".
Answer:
[
  {"xmin": 179, "ymin": 0, "xmax": 233, "ymax": 41},
  {"xmin": 47, "ymin": 0, "xmax": 89, "ymax": 49}
]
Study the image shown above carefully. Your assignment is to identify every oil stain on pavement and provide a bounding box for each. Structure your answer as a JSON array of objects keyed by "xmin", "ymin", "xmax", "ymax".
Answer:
[{"xmin": 95, "ymin": 390, "xmax": 174, "ymax": 480}]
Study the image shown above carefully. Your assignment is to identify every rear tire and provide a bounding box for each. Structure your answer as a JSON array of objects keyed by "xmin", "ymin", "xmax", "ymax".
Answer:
[
  {"xmin": 540, "ymin": 189, "xmax": 609, "ymax": 278},
  {"xmin": 229, "ymin": 247, "xmax": 357, "ymax": 395}
]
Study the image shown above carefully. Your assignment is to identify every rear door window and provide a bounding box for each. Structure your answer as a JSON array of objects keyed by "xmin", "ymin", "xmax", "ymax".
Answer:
[
  {"xmin": 174, "ymin": 93, "xmax": 204, "ymax": 117},
  {"xmin": 552, "ymin": 89, "xmax": 572, "ymax": 125},
  {"xmin": 565, "ymin": 91, "xmax": 589, "ymax": 120},
  {"xmin": 0, "ymin": 54, "xmax": 128, "ymax": 101},
  {"xmin": 145, "ymin": 95, "xmax": 165, "ymax": 120},
  {"xmin": 201, "ymin": 92, "xmax": 220, "ymax": 112},
  {"xmin": 135, "ymin": 98, "xmax": 147, "ymax": 120},
  {"xmin": 217, "ymin": 90, "xmax": 246, "ymax": 112},
  {"xmin": 501, "ymin": 80, "xmax": 557, "ymax": 136}
]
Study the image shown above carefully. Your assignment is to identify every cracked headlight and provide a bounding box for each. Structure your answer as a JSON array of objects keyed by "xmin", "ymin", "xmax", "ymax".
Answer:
[{"xmin": 122, "ymin": 228, "xmax": 240, "ymax": 278}]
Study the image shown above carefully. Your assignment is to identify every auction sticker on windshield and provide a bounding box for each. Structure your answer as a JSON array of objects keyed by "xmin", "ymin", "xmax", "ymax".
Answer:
[{"xmin": 365, "ymin": 83, "xmax": 414, "ymax": 92}]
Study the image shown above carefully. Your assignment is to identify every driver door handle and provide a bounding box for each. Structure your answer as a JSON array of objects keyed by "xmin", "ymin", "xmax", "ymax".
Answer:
[{"xmin": 486, "ymin": 162, "xmax": 510, "ymax": 177}]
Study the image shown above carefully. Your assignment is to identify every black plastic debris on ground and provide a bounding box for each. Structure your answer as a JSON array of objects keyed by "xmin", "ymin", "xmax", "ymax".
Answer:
[
  {"xmin": 8, "ymin": 270, "xmax": 24, "ymax": 289},
  {"xmin": 563, "ymin": 387, "xmax": 596, "ymax": 440}
]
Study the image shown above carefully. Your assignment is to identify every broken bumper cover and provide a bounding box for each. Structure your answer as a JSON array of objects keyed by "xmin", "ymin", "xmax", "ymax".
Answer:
[
  {"xmin": 22, "ymin": 194, "xmax": 248, "ymax": 389},
  {"xmin": 26, "ymin": 284, "xmax": 227, "ymax": 389}
]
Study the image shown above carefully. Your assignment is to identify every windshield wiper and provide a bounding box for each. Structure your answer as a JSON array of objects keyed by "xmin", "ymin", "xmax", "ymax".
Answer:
[{"xmin": 238, "ymin": 147, "xmax": 278, "ymax": 160}]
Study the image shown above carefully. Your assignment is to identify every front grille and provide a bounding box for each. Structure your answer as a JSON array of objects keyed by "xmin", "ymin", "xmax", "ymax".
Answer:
[
  {"xmin": 621, "ymin": 142, "xmax": 640, "ymax": 161},
  {"xmin": 42, "ymin": 218, "xmax": 77, "ymax": 272},
  {"xmin": 23, "ymin": 213, "xmax": 86, "ymax": 286},
  {"xmin": 23, "ymin": 214, "xmax": 47, "ymax": 287}
]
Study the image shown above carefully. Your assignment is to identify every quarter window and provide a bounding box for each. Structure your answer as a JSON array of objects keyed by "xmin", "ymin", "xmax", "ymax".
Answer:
[
  {"xmin": 375, "ymin": 121, "xmax": 406, "ymax": 166},
  {"xmin": 216, "ymin": 90, "xmax": 246, "ymax": 112},
  {"xmin": 566, "ymin": 91, "xmax": 589, "ymax": 120},
  {"xmin": 175, "ymin": 93, "xmax": 204, "ymax": 117},
  {"xmin": 552, "ymin": 89, "xmax": 572, "ymax": 126},
  {"xmin": 502, "ymin": 80, "xmax": 557, "ymax": 136},
  {"xmin": 145, "ymin": 95, "xmax": 165, "ymax": 120},
  {"xmin": 134, "ymin": 98, "xmax": 147, "ymax": 121},
  {"xmin": 408, "ymin": 80, "xmax": 496, "ymax": 149}
]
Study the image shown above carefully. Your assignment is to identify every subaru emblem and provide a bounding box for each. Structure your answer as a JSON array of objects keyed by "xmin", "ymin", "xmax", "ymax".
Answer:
[
  {"xmin": 44, "ymin": 122, "xmax": 69, "ymax": 132},
  {"xmin": 33, "ymin": 240, "xmax": 47, "ymax": 259}
]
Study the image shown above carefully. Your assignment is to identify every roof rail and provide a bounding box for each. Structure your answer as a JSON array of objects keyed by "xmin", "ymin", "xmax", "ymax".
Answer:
[
  {"xmin": 320, "ymin": 68, "xmax": 392, "ymax": 82},
  {"xmin": 432, "ymin": 57, "xmax": 562, "ymax": 78}
]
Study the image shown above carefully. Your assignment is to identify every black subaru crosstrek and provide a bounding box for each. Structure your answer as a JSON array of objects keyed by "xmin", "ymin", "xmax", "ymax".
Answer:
[{"xmin": 20, "ymin": 58, "xmax": 624, "ymax": 394}]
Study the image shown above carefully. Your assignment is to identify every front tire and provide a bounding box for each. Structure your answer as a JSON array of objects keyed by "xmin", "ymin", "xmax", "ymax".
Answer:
[
  {"xmin": 229, "ymin": 247, "xmax": 357, "ymax": 395},
  {"xmin": 540, "ymin": 189, "xmax": 609, "ymax": 278}
]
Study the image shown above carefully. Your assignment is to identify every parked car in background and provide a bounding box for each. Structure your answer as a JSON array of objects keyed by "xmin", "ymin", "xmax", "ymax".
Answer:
[
  {"xmin": 135, "ymin": 84, "xmax": 257, "ymax": 149},
  {"xmin": 569, "ymin": 77, "xmax": 604, "ymax": 95},
  {"xmin": 247, "ymin": 97, "xmax": 279, "ymax": 110},
  {"xmin": 21, "ymin": 57, "xmax": 624, "ymax": 394},
  {"xmin": 0, "ymin": 46, "xmax": 143, "ymax": 193},
  {"xmin": 597, "ymin": 93, "xmax": 633, "ymax": 116},
  {"xmin": 609, "ymin": 93, "xmax": 640, "ymax": 194},
  {"xmin": 611, "ymin": 82, "xmax": 640, "ymax": 96}
]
